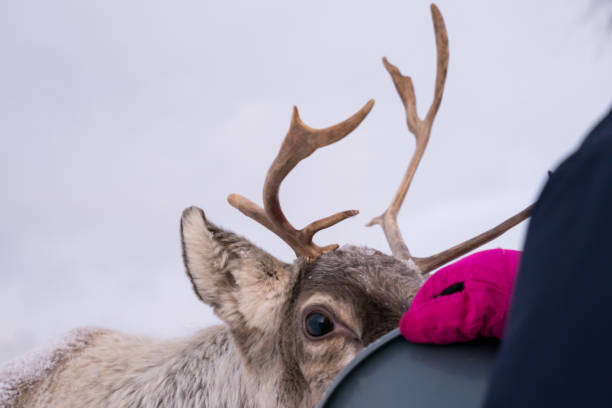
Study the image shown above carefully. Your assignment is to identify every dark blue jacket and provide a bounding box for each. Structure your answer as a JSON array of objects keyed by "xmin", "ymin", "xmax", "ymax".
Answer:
[{"xmin": 483, "ymin": 106, "xmax": 612, "ymax": 407}]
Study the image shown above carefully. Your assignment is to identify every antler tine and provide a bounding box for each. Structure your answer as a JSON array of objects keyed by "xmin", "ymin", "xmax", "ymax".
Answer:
[
  {"xmin": 413, "ymin": 204, "xmax": 534, "ymax": 273},
  {"xmin": 367, "ymin": 4, "xmax": 449, "ymax": 261},
  {"xmin": 229, "ymin": 99, "xmax": 374, "ymax": 262}
]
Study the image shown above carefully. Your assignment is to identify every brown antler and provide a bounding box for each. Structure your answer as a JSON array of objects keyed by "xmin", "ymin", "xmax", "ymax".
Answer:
[
  {"xmin": 228, "ymin": 100, "xmax": 374, "ymax": 262},
  {"xmin": 367, "ymin": 4, "xmax": 532, "ymax": 274}
]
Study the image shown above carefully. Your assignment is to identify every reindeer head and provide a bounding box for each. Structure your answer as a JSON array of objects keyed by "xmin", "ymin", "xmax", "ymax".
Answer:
[
  {"xmin": 181, "ymin": 4, "xmax": 531, "ymax": 406},
  {"xmin": 181, "ymin": 209, "xmax": 424, "ymax": 405}
]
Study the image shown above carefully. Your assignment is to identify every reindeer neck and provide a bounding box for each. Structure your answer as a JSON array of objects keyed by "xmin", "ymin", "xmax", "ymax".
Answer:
[{"xmin": 108, "ymin": 325, "xmax": 282, "ymax": 407}]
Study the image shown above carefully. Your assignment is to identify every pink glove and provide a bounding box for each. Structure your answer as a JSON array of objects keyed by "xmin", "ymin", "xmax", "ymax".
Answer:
[{"xmin": 400, "ymin": 248, "xmax": 520, "ymax": 344}]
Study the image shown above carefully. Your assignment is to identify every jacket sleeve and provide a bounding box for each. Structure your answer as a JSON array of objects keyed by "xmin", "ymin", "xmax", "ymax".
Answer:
[{"xmin": 482, "ymin": 108, "xmax": 612, "ymax": 407}]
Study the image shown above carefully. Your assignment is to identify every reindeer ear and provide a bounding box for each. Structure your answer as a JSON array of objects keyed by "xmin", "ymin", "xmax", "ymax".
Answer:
[{"xmin": 180, "ymin": 206, "xmax": 294, "ymax": 331}]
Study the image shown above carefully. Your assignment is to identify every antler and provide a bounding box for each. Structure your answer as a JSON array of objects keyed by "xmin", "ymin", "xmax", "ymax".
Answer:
[
  {"xmin": 367, "ymin": 4, "xmax": 532, "ymax": 274},
  {"xmin": 229, "ymin": 100, "xmax": 374, "ymax": 262}
]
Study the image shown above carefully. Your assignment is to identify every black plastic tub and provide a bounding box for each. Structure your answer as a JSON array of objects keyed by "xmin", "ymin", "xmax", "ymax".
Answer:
[{"xmin": 318, "ymin": 329, "xmax": 499, "ymax": 408}]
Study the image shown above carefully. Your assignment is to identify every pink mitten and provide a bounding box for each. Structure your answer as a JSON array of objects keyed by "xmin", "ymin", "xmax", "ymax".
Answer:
[{"xmin": 400, "ymin": 248, "xmax": 520, "ymax": 344}]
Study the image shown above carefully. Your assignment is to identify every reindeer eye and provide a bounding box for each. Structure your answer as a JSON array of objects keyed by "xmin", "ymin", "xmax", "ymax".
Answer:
[{"xmin": 305, "ymin": 312, "xmax": 334, "ymax": 337}]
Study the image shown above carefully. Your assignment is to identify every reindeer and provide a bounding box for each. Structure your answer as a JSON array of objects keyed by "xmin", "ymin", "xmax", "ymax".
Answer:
[{"xmin": 0, "ymin": 5, "xmax": 532, "ymax": 408}]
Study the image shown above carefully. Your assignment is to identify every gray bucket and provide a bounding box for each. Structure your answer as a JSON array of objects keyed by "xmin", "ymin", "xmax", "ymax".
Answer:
[{"xmin": 318, "ymin": 329, "xmax": 499, "ymax": 407}]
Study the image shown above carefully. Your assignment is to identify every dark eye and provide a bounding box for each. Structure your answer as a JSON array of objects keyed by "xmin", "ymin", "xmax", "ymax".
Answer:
[{"xmin": 305, "ymin": 312, "xmax": 334, "ymax": 337}]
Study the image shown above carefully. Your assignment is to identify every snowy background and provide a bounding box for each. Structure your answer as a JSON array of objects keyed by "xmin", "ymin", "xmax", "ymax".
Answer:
[{"xmin": 1, "ymin": 0, "xmax": 611, "ymax": 363}]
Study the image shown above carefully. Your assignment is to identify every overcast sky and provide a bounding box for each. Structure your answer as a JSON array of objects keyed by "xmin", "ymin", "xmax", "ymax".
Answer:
[{"xmin": 1, "ymin": 0, "xmax": 611, "ymax": 363}]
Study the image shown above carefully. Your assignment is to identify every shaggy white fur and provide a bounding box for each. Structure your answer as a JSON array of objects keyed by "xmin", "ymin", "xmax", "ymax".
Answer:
[{"xmin": 0, "ymin": 327, "xmax": 104, "ymax": 407}]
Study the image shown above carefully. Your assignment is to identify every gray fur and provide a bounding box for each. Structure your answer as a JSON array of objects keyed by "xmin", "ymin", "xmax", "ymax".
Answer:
[{"xmin": 2, "ymin": 207, "xmax": 425, "ymax": 407}]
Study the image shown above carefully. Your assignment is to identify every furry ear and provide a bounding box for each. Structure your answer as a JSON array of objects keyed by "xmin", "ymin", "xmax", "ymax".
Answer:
[{"xmin": 180, "ymin": 206, "xmax": 295, "ymax": 332}]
